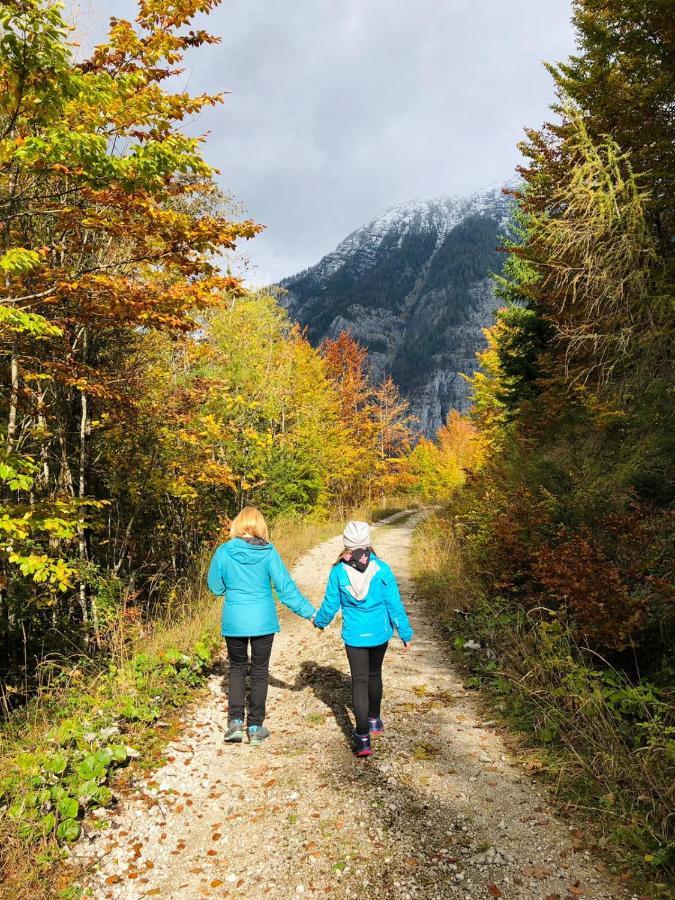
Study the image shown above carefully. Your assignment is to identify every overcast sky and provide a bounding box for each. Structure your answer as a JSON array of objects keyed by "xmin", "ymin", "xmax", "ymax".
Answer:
[{"xmin": 69, "ymin": 1, "xmax": 576, "ymax": 285}]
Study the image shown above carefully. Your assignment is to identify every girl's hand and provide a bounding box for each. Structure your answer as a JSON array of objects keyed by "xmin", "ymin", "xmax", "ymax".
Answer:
[{"xmin": 402, "ymin": 641, "xmax": 410, "ymax": 652}]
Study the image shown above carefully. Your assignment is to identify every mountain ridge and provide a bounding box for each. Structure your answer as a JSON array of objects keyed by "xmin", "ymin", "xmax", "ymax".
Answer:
[{"xmin": 279, "ymin": 187, "xmax": 513, "ymax": 435}]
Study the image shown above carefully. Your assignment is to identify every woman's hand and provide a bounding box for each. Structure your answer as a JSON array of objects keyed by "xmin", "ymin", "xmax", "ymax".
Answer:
[{"xmin": 401, "ymin": 640, "xmax": 410, "ymax": 652}]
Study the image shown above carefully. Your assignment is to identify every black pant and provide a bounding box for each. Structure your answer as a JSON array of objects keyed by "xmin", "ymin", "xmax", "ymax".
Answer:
[
  {"xmin": 224, "ymin": 634, "xmax": 274, "ymax": 726},
  {"xmin": 345, "ymin": 642, "xmax": 388, "ymax": 735}
]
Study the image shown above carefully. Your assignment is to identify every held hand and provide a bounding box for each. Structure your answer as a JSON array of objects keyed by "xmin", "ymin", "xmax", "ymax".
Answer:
[{"xmin": 401, "ymin": 640, "xmax": 410, "ymax": 652}]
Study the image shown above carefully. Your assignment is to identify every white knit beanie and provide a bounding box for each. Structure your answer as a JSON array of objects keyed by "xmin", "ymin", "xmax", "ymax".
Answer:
[{"xmin": 343, "ymin": 520, "xmax": 371, "ymax": 550}]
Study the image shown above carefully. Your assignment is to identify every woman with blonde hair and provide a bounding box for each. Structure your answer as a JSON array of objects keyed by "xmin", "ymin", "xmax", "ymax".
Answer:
[{"xmin": 207, "ymin": 506, "xmax": 316, "ymax": 745}]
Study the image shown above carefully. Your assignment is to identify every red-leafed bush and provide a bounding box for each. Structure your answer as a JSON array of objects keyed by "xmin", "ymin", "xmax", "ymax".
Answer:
[{"xmin": 532, "ymin": 507, "xmax": 672, "ymax": 652}]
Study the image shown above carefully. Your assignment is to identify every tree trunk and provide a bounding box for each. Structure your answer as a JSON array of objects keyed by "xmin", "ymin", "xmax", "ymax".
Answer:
[
  {"xmin": 77, "ymin": 329, "xmax": 99, "ymax": 647},
  {"xmin": 37, "ymin": 383, "xmax": 50, "ymax": 487},
  {"xmin": 7, "ymin": 337, "xmax": 18, "ymax": 450}
]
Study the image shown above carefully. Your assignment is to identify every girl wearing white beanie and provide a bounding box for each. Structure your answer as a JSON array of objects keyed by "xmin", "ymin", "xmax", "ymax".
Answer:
[{"xmin": 313, "ymin": 520, "xmax": 413, "ymax": 757}]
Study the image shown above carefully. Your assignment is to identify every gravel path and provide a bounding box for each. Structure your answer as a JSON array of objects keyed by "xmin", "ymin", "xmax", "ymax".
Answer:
[{"xmin": 74, "ymin": 515, "xmax": 627, "ymax": 899}]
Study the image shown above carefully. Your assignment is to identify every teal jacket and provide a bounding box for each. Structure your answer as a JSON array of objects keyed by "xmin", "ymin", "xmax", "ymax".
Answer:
[
  {"xmin": 313, "ymin": 556, "xmax": 413, "ymax": 647},
  {"xmin": 207, "ymin": 538, "xmax": 316, "ymax": 637}
]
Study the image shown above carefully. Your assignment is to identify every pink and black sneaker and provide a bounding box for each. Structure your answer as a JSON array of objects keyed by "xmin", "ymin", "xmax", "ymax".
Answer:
[
  {"xmin": 368, "ymin": 717, "xmax": 384, "ymax": 735},
  {"xmin": 352, "ymin": 731, "xmax": 372, "ymax": 757}
]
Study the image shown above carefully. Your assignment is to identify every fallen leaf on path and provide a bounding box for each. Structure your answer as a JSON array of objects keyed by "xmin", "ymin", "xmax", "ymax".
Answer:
[
  {"xmin": 567, "ymin": 883, "xmax": 585, "ymax": 896},
  {"xmin": 522, "ymin": 865, "xmax": 553, "ymax": 879},
  {"xmin": 212, "ymin": 832, "xmax": 222, "ymax": 841},
  {"xmin": 106, "ymin": 875, "xmax": 122, "ymax": 885},
  {"xmin": 413, "ymin": 743, "xmax": 439, "ymax": 759},
  {"xmin": 211, "ymin": 880, "xmax": 224, "ymax": 888},
  {"xmin": 488, "ymin": 885, "xmax": 502, "ymax": 897}
]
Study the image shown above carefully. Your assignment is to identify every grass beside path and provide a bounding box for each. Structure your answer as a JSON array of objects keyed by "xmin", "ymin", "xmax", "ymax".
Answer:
[{"xmin": 411, "ymin": 511, "xmax": 674, "ymax": 898}]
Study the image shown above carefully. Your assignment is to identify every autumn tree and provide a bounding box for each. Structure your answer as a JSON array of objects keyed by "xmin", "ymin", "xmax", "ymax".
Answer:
[
  {"xmin": 461, "ymin": 0, "xmax": 674, "ymax": 656},
  {"xmin": 549, "ymin": 0, "xmax": 674, "ymax": 238},
  {"xmin": 319, "ymin": 332, "xmax": 379, "ymax": 502},
  {"xmin": 0, "ymin": 0, "xmax": 260, "ymax": 666},
  {"xmin": 319, "ymin": 331, "xmax": 418, "ymax": 503},
  {"xmin": 409, "ymin": 411, "xmax": 480, "ymax": 501},
  {"xmin": 371, "ymin": 376, "xmax": 416, "ymax": 497}
]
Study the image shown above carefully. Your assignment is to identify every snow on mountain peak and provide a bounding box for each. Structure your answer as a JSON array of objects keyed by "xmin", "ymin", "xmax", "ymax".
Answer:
[{"xmin": 281, "ymin": 186, "xmax": 510, "ymax": 288}]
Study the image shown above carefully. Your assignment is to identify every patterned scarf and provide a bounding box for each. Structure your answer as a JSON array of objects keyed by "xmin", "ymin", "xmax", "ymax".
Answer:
[{"xmin": 342, "ymin": 547, "xmax": 372, "ymax": 573}]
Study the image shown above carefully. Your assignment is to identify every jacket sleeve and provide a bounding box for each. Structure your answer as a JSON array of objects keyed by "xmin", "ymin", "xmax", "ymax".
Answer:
[
  {"xmin": 207, "ymin": 547, "xmax": 227, "ymax": 596},
  {"xmin": 313, "ymin": 566, "xmax": 342, "ymax": 630},
  {"xmin": 382, "ymin": 567, "xmax": 413, "ymax": 643},
  {"xmin": 268, "ymin": 548, "xmax": 316, "ymax": 619}
]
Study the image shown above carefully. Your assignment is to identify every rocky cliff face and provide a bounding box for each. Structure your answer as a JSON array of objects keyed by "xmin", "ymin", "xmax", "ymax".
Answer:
[{"xmin": 279, "ymin": 188, "xmax": 511, "ymax": 435}]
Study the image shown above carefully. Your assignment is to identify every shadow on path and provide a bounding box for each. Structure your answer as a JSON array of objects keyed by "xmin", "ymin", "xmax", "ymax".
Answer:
[
  {"xmin": 216, "ymin": 657, "xmax": 355, "ymax": 747},
  {"xmin": 269, "ymin": 662, "xmax": 354, "ymax": 744}
]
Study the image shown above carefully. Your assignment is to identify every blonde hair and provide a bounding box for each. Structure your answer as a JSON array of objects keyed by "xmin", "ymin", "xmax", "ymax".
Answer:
[{"xmin": 229, "ymin": 506, "xmax": 270, "ymax": 542}]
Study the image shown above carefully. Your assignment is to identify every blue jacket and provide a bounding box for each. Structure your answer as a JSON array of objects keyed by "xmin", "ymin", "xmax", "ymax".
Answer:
[
  {"xmin": 313, "ymin": 556, "xmax": 413, "ymax": 647},
  {"xmin": 207, "ymin": 538, "xmax": 316, "ymax": 637}
]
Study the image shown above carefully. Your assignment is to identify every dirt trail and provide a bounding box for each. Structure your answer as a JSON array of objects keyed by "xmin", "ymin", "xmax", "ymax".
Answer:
[{"xmin": 74, "ymin": 515, "xmax": 628, "ymax": 899}]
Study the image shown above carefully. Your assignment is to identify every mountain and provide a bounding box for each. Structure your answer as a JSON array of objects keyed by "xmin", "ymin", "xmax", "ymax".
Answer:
[{"xmin": 278, "ymin": 187, "xmax": 512, "ymax": 435}]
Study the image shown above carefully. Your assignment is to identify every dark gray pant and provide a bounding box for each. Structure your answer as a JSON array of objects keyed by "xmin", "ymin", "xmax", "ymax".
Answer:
[
  {"xmin": 224, "ymin": 634, "xmax": 274, "ymax": 726},
  {"xmin": 345, "ymin": 641, "xmax": 388, "ymax": 734}
]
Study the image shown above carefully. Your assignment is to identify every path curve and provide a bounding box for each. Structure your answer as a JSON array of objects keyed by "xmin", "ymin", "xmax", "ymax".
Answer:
[{"xmin": 74, "ymin": 516, "xmax": 627, "ymax": 899}]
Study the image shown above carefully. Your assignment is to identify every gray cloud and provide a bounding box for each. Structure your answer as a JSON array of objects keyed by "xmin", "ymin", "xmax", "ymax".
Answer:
[{"xmin": 69, "ymin": 0, "xmax": 575, "ymax": 284}]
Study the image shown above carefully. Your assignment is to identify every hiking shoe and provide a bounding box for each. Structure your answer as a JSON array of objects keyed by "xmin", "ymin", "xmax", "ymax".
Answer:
[
  {"xmin": 224, "ymin": 719, "xmax": 245, "ymax": 743},
  {"xmin": 247, "ymin": 725, "xmax": 270, "ymax": 746},
  {"xmin": 368, "ymin": 717, "xmax": 384, "ymax": 735},
  {"xmin": 352, "ymin": 731, "xmax": 372, "ymax": 758}
]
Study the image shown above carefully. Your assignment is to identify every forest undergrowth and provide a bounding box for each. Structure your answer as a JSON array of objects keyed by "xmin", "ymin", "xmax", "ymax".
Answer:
[{"xmin": 413, "ymin": 514, "xmax": 673, "ymax": 894}]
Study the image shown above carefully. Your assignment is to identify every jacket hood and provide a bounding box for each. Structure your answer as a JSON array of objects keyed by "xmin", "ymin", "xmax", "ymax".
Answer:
[
  {"xmin": 342, "ymin": 558, "xmax": 380, "ymax": 601},
  {"xmin": 225, "ymin": 537, "xmax": 274, "ymax": 565}
]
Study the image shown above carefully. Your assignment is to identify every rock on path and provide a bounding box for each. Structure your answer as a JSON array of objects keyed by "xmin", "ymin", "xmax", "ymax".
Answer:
[{"xmin": 73, "ymin": 516, "xmax": 626, "ymax": 899}]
